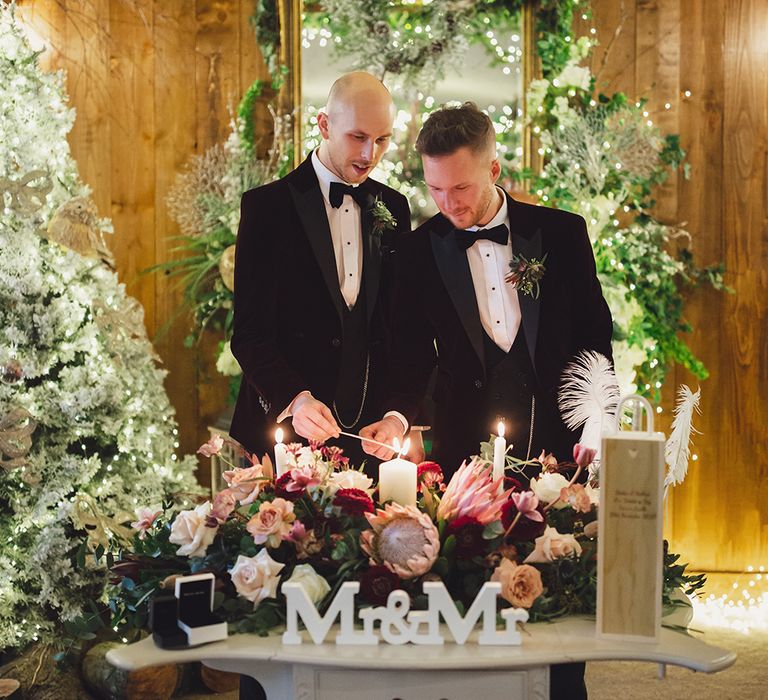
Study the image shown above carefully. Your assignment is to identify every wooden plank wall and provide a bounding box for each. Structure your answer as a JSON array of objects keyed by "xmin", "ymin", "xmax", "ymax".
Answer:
[
  {"xmin": 577, "ymin": 0, "xmax": 767, "ymax": 571},
  {"xmin": 16, "ymin": 0, "xmax": 271, "ymax": 488},
  {"xmin": 14, "ymin": 0, "xmax": 767, "ymax": 570}
]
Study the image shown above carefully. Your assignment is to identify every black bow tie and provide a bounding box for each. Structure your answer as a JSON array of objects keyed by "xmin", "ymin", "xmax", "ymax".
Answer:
[
  {"xmin": 329, "ymin": 181, "xmax": 367, "ymax": 209},
  {"xmin": 458, "ymin": 223, "xmax": 509, "ymax": 250}
]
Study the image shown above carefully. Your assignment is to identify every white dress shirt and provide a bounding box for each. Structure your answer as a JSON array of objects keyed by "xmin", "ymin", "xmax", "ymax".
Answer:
[
  {"xmin": 465, "ymin": 190, "xmax": 522, "ymax": 352},
  {"xmin": 312, "ymin": 149, "xmax": 363, "ymax": 309},
  {"xmin": 278, "ymin": 151, "xmax": 407, "ymax": 434}
]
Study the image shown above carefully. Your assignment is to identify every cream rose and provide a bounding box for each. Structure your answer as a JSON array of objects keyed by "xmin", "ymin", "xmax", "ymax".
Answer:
[
  {"xmin": 530, "ymin": 472, "xmax": 570, "ymax": 508},
  {"xmin": 246, "ymin": 498, "xmax": 296, "ymax": 548},
  {"xmin": 327, "ymin": 469, "xmax": 374, "ymax": 495},
  {"xmin": 524, "ymin": 526, "xmax": 583, "ymax": 564},
  {"xmin": 285, "ymin": 564, "xmax": 331, "ymax": 606},
  {"xmin": 229, "ymin": 550, "xmax": 284, "ymax": 607},
  {"xmin": 168, "ymin": 502, "xmax": 218, "ymax": 558},
  {"xmin": 491, "ymin": 559, "xmax": 544, "ymax": 609}
]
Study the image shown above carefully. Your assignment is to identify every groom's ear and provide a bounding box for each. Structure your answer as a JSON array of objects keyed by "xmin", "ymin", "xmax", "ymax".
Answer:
[
  {"xmin": 317, "ymin": 110, "xmax": 330, "ymax": 140},
  {"xmin": 490, "ymin": 157, "xmax": 501, "ymax": 183}
]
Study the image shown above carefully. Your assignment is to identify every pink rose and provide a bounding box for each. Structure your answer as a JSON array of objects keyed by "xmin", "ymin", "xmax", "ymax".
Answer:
[
  {"xmin": 197, "ymin": 434, "xmax": 224, "ymax": 458},
  {"xmin": 168, "ymin": 502, "xmax": 219, "ymax": 558},
  {"xmin": 229, "ymin": 550, "xmax": 285, "ymax": 607},
  {"xmin": 223, "ymin": 464, "xmax": 266, "ymax": 505},
  {"xmin": 131, "ymin": 506, "xmax": 161, "ymax": 540},
  {"xmin": 209, "ymin": 489, "xmax": 237, "ymax": 523},
  {"xmin": 246, "ymin": 498, "xmax": 296, "ymax": 548},
  {"xmin": 559, "ymin": 484, "xmax": 592, "ymax": 513},
  {"xmin": 524, "ymin": 526, "xmax": 583, "ymax": 563},
  {"xmin": 491, "ymin": 559, "xmax": 543, "ymax": 608}
]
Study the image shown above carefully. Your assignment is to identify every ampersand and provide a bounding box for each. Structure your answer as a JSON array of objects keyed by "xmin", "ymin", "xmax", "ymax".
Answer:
[{"xmin": 378, "ymin": 590, "xmax": 415, "ymax": 645}]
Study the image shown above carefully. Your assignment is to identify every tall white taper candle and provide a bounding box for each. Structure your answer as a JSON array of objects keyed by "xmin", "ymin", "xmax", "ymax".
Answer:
[
  {"xmin": 274, "ymin": 428, "xmax": 290, "ymax": 478},
  {"xmin": 493, "ymin": 421, "xmax": 506, "ymax": 488}
]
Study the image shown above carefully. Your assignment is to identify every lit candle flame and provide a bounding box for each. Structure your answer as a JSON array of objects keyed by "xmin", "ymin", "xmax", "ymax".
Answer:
[
  {"xmin": 392, "ymin": 437, "xmax": 401, "ymax": 454},
  {"xmin": 275, "ymin": 427, "xmax": 284, "ymax": 444},
  {"xmin": 400, "ymin": 437, "xmax": 411, "ymax": 458},
  {"xmin": 497, "ymin": 421, "xmax": 505, "ymax": 439}
]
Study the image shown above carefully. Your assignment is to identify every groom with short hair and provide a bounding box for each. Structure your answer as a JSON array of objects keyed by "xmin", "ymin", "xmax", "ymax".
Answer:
[
  {"xmin": 360, "ymin": 101, "xmax": 613, "ymax": 700},
  {"xmin": 230, "ymin": 72, "xmax": 410, "ymax": 471},
  {"xmin": 362, "ymin": 101, "xmax": 613, "ymax": 475}
]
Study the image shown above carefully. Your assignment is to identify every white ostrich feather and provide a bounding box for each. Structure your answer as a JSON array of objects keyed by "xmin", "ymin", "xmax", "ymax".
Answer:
[
  {"xmin": 558, "ymin": 351, "xmax": 620, "ymax": 454},
  {"xmin": 664, "ymin": 385, "xmax": 701, "ymax": 491}
]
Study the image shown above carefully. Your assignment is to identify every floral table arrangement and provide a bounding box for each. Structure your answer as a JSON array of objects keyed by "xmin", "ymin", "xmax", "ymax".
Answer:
[{"xmin": 108, "ymin": 434, "xmax": 703, "ymax": 640}]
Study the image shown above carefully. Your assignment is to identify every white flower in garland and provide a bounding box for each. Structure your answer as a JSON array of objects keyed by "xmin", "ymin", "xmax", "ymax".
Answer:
[
  {"xmin": 553, "ymin": 60, "xmax": 592, "ymax": 91},
  {"xmin": 526, "ymin": 79, "xmax": 550, "ymax": 115},
  {"xmin": 216, "ymin": 341, "xmax": 242, "ymax": 377}
]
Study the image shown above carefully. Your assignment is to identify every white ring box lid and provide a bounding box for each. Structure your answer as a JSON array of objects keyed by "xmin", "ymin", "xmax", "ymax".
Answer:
[{"xmin": 174, "ymin": 572, "xmax": 228, "ymax": 646}]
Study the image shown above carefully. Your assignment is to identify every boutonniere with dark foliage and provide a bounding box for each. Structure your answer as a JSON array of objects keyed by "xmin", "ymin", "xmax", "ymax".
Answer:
[
  {"xmin": 369, "ymin": 195, "xmax": 397, "ymax": 238},
  {"xmin": 506, "ymin": 252, "xmax": 547, "ymax": 298}
]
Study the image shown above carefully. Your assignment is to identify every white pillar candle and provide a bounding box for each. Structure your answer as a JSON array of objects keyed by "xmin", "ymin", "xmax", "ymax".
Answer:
[
  {"xmin": 274, "ymin": 428, "xmax": 290, "ymax": 478},
  {"xmin": 493, "ymin": 421, "xmax": 506, "ymax": 487},
  {"xmin": 378, "ymin": 438, "xmax": 417, "ymax": 506}
]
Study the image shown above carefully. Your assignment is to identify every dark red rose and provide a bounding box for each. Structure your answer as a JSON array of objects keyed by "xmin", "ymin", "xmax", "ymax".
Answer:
[
  {"xmin": 359, "ymin": 565, "xmax": 401, "ymax": 605},
  {"xmin": 333, "ymin": 488, "xmax": 374, "ymax": 517},
  {"xmin": 504, "ymin": 476, "xmax": 524, "ymax": 493},
  {"xmin": 500, "ymin": 499, "xmax": 546, "ymax": 542},
  {"xmin": 274, "ymin": 472, "xmax": 303, "ymax": 501},
  {"xmin": 446, "ymin": 515, "xmax": 486, "ymax": 558},
  {"xmin": 417, "ymin": 461, "xmax": 444, "ymax": 489}
]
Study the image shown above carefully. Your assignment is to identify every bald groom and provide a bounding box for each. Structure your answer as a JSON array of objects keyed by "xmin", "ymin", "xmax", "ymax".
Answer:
[{"xmin": 229, "ymin": 72, "xmax": 411, "ymax": 471}]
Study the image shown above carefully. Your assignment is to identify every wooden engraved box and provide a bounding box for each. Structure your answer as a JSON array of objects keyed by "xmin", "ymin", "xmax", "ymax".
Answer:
[{"xmin": 597, "ymin": 399, "xmax": 665, "ymax": 643}]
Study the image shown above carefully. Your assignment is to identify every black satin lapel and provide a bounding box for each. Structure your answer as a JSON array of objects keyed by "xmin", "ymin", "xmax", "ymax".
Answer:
[
  {"xmin": 430, "ymin": 228, "xmax": 485, "ymax": 368},
  {"xmin": 513, "ymin": 227, "xmax": 542, "ymax": 373},
  {"xmin": 288, "ymin": 182, "xmax": 345, "ymax": 321},
  {"xmin": 361, "ymin": 191, "xmax": 381, "ymax": 325}
]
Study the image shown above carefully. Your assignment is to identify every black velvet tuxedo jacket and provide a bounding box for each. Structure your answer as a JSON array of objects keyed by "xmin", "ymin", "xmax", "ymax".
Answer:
[
  {"xmin": 229, "ymin": 155, "xmax": 411, "ymax": 456},
  {"xmin": 382, "ymin": 192, "xmax": 614, "ymax": 474}
]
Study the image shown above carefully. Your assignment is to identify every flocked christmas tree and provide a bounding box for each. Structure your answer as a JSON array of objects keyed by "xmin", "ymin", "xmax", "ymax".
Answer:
[{"xmin": 0, "ymin": 4, "xmax": 198, "ymax": 650}]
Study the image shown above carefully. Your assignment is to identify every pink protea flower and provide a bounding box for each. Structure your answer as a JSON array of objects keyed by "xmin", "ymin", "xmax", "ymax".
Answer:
[
  {"xmin": 360, "ymin": 503, "xmax": 440, "ymax": 579},
  {"xmin": 223, "ymin": 463, "xmax": 266, "ymax": 505},
  {"xmin": 436, "ymin": 459, "xmax": 510, "ymax": 525},
  {"xmin": 197, "ymin": 434, "xmax": 224, "ymax": 458}
]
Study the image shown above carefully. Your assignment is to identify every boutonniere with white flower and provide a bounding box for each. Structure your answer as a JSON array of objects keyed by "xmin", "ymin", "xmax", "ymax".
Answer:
[
  {"xmin": 369, "ymin": 195, "xmax": 397, "ymax": 237},
  {"xmin": 505, "ymin": 252, "xmax": 547, "ymax": 298}
]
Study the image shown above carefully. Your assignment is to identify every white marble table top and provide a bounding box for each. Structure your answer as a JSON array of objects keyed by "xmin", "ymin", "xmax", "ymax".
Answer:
[{"xmin": 107, "ymin": 617, "xmax": 735, "ymax": 674}]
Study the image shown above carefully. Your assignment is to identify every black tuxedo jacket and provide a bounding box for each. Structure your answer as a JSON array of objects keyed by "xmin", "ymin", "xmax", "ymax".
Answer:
[
  {"xmin": 382, "ymin": 192, "xmax": 613, "ymax": 474},
  {"xmin": 230, "ymin": 155, "xmax": 411, "ymax": 457}
]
